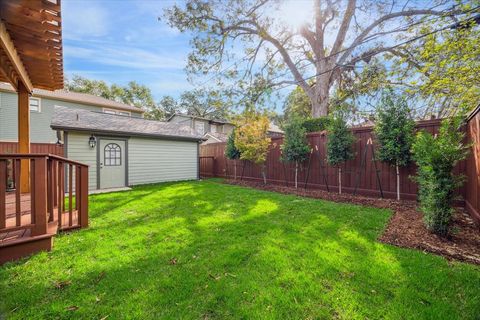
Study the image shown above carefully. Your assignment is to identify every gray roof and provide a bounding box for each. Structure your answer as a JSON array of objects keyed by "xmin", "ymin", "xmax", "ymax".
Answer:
[
  {"xmin": 51, "ymin": 107, "xmax": 204, "ymax": 141},
  {"xmin": 167, "ymin": 113, "xmax": 231, "ymax": 124},
  {"xmin": 0, "ymin": 82, "xmax": 143, "ymax": 114}
]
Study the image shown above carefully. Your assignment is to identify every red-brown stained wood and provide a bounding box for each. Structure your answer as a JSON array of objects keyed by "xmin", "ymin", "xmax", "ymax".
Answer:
[
  {"xmin": 78, "ymin": 166, "xmax": 89, "ymax": 228},
  {"xmin": 200, "ymin": 118, "xmax": 468, "ymax": 202},
  {"xmin": 0, "ymin": 160, "xmax": 6, "ymax": 229},
  {"xmin": 15, "ymin": 159, "xmax": 20, "ymax": 226},
  {"xmin": 465, "ymin": 106, "xmax": 480, "ymax": 223},
  {"xmin": 31, "ymin": 157, "xmax": 47, "ymax": 236},
  {"xmin": 0, "ymin": 153, "xmax": 89, "ymax": 264},
  {"xmin": 0, "ymin": 142, "xmax": 64, "ymax": 156},
  {"xmin": 68, "ymin": 164, "xmax": 73, "ymax": 227}
]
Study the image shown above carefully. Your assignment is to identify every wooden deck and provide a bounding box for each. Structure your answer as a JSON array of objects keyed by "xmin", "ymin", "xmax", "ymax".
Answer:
[
  {"xmin": 0, "ymin": 192, "xmax": 79, "ymax": 245},
  {"xmin": 1, "ymin": 154, "xmax": 89, "ymax": 264}
]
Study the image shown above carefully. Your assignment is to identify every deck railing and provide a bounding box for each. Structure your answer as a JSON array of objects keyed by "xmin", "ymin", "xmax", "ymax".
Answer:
[{"xmin": 0, "ymin": 154, "xmax": 88, "ymax": 238}]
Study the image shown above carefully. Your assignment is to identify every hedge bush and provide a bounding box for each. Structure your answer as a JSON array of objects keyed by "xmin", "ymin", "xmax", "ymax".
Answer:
[
  {"xmin": 411, "ymin": 116, "xmax": 469, "ymax": 236},
  {"xmin": 301, "ymin": 117, "xmax": 331, "ymax": 133}
]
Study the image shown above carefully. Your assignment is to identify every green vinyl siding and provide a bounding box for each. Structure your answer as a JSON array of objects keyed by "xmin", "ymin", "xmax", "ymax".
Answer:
[
  {"xmin": 0, "ymin": 92, "xmax": 17, "ymax": 142},
  {"xmin": 66, "ymin": 132, "xmax": 98, "ymax": 190},
  {"xmin": 65, "ymin": 131, "xmax": 198, "ymax": 190},
  {"xmin": 128, "ymin": 137, "xmax": 198, "ymax": 185},
  {"xmin": 0, "ymin": 91, "xmax": 142, "ymax": 143}
]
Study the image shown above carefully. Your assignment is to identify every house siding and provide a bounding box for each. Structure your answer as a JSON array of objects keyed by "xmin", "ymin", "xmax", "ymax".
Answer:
[
  {"xmin": 0, "ymin": 91, "xmax": 143, "ymax": 143},
  {"xmin": 64, "ymin": 131, "xmax": 198, "ymax": 190},
  {"xmin": 128, "ymin": 137, "xmax": 198, "ymax": 185},
  {"xmin": 66, "ymin": 132, "xmax": 98, "ymax": 190}
]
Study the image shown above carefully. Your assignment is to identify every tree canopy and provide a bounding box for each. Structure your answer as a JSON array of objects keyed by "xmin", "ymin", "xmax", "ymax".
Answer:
[
  {"xmin": 225, "ymin": 129, "xmax": 241, "ymax": 160},
  {"xmin": 374, "ymin": 89, "xmax": 415, "ymax": 167},
  {"xmin": 66, "ymin": 75, "xmax": 231, "ymax": 121},
  {"xmin": 164, "ymin": 0, "xmax": 467, "ymax": 118},
  {"xmin": 326, "ymin": 112, "xmax": 355, "ymax": 167}
]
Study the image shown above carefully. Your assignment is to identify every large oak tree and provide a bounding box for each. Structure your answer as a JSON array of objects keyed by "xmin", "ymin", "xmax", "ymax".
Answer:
[{"xmin": 164, "ymin": 0, "xmax": 463, "ymax": 117}]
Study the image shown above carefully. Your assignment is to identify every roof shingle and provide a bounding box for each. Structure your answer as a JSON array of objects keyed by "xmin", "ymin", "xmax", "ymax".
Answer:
[
  {"xmin": 0, "ymin": 82, "xmax": 143, "ymax": 113},
  {"xmin": 51, "ymin": 107, "xmax": 204, "ymax": 141}
]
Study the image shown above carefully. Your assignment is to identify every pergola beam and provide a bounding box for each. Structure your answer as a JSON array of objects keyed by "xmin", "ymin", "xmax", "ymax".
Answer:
[{"xmin": 0, "ymin": 21, "xmax": 33, "ymax": 92}]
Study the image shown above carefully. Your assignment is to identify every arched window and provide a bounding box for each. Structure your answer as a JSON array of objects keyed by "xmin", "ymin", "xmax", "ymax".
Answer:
[{"xmin": 104, "ymin": 143, "xmax": 121, "ymax": 166}]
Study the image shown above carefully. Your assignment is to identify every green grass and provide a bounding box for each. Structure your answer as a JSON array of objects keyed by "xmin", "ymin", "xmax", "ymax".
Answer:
[{"xmin": 1, "ymin": 179, "xmax": 479, "ymax": 319}]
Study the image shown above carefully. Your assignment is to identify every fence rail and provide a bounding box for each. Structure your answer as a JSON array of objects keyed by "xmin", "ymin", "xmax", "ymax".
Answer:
[
  {"xmin": 200, "ymin": 118, "xmax": 469, "ymax": 202},
  {"xmin": 0, "ymin": 142, "xmax": 64, "ymax": 156}
]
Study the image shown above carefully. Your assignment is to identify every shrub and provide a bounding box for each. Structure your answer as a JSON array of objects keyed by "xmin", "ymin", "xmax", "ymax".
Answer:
[
  {"xmin": 281, "ymin": 116, "xmax": 310, "ymax": 188},
  {"xmin": 326, "ymin": 112, "xmax": 355, "ymax": 194},
  {"xmin": 411, "ymin": 116, "xmax": 469, "ymax": 236},
  {"xmin": 301, "ymin": 117, "xmax": 331, "ymax": 133},
  {"xmin": 374, "ymin": 89, "xmax": 415, "ymax": 200},
  {"xmin": 225, "ymin": 129, "xmax": 241, "ymax": 179}
]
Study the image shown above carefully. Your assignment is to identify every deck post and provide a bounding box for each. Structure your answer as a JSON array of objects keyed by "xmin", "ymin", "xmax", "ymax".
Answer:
[
  {"xmin": 31, "ymin": 157, "xmax": 48, "ymax": 236},
  {"xmin": 78, "ymin": 166, "xmax": 89, "ymax": 228},
  {"xmin": 18, "ymin": 82, "xmax": 30, "ymax": 193}
]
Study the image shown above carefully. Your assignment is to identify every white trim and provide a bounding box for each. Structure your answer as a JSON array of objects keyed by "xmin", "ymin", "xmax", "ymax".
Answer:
[
  {"xmin": 203, "ymin": 133, "xmax": 222, "ymax": 142},
  {"xmin": 29, "ymin": 97, "xmax": 41, "ymax": 112},
  {"xmin": 118, "ymin": 110, "xmax": 131, "ymax": 116},
  {"xmin": 103, "ymin": 108, "xmax": 131, "ymax": 116}
]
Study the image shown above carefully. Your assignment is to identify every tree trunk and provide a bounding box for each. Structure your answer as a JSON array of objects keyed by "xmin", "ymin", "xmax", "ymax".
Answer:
[
  {"xmin": 262, "ymin": 164, "xmax": 267, "ymax": 185},
  {"xmin": 234, "ymin": 159, "xmax": 237, "ymax": 180},
  {"xmin": 295, "ymin": 161, "xmax": 298, "ymax": 189},
  {"xmin": 338, "ymin": 167, "xmax": 342, "ymax": 194},
  {"xmin": 396, "ymin": 162, "xmax": 400, "ymax": 201},
  {"xmin": 311, "ymin": 78, "xmax": 330, "ymax": 118}
]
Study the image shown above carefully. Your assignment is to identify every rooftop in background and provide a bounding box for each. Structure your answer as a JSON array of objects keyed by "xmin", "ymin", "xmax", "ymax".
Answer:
[
  {"xmin": 0, "ymin": 0, "xmax": 63, "ymax": 91},
  {"xmin": 167, "ymin": 113, "xmax": 230, "ymax": 124},
  {"xmin": 0, "ymin": 82, "xmax": 143, "ymax": 114},
  {"xmin": 168, "ymin": 113, "xmax": 284, "ymax": 134},
  {"xmin": 51, "ymin": 107, "xmax": 203, "ymax": 141}
]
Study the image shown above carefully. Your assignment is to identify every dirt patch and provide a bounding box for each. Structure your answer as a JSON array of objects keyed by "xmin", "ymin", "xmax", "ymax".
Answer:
[{"xmin": 224, "ymin": 179, "xmax": 480, "ymax": 265}]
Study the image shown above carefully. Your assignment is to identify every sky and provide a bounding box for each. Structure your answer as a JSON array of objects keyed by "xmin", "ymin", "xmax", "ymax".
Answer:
[
  {"xmin": 62, "ymin": 0, "xmax": 316, "ymax": 106},
  {"xmin": 62, "ymin": 0, "xmax": 194, "ymax": 101}
]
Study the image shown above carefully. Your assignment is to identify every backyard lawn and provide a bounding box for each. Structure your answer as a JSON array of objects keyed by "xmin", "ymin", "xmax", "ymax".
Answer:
[{"xmin": 1, "ymin": 179, "xmax": 479, "ymax": 319}]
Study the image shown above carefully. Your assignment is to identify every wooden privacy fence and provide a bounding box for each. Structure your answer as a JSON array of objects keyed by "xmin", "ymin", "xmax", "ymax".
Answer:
[
  {"xmin": 465, "ymin": 105, "xmax": 480, "ymax": 222},
  {"xmin": 200, "ymin": 118, "xmax": 469, "ymax": 202},
  {"xmin": 0, "ymin": 142, "xmax": 64, "ymax": 156}
]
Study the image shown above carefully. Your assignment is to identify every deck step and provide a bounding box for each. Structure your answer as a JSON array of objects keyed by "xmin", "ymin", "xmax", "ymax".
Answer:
[{"xmin": 0, "ymin": 234, "xmax": 53, "ymax": 265}]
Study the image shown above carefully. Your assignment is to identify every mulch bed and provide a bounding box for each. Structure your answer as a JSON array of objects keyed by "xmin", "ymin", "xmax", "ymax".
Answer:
[{"xmin": 224, "ymin": 179, "xmax": 480, "ymax": 265}]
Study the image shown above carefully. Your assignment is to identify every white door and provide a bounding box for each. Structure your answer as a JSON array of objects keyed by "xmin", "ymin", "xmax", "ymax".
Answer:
[{"xmin": 100, "ymin": 139, "xmax": 126, "ymax": 189}]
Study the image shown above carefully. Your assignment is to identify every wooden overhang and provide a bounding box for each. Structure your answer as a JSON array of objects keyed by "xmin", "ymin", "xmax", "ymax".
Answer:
[{"xmin": 0, "ymin": 0, "xmax": 64, "ymax": 92}]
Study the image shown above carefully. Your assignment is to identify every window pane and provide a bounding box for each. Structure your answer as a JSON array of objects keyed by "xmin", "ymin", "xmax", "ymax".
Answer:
[
  {"xmin": 104, "ymin": 143, "xmax": 121, "ymax": 166},
  {"xmin": 29, "ymin": 98, "xmax": 40, "ymax": 112}
]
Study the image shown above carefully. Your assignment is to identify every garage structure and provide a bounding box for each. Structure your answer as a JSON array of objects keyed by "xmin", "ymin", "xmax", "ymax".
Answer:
[{"xmin": 51, "ymin": 107, "xmax": 204, "ymax": 191}]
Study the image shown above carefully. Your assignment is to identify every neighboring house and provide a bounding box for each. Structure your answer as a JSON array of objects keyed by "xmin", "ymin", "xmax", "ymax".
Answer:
[
  {"xmin": 0, "ymin": 82, "xmax": 204, "ymax": 191},
  {"xmin": 167, "ymin": 113, "xmax": 284, "ymax": 144},
  {"xmin": 167, "ymin": 113, "xmax": 235, "ymax": 135},
  {"xmin": 0, "ymin": 82, "xmax": 143, "ymax": 144},
  {"xmin": 51, "ymin": 107, "xmax": 204, "ymax": 191}
]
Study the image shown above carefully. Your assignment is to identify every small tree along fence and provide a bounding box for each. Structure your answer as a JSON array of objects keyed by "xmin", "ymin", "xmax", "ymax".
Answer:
[{"xmin": 200, "ymin": 118, "xmax": 479, "ymax": 220}]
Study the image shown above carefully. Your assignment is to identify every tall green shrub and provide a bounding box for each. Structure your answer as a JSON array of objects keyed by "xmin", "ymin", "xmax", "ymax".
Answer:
[
  {"xmin": 326, "ymin": 112, "xmax": 355, "ymax": 194},
  {"xmin": 412, "ymin": 116, "xmax": 469, "ymax": 236},
  {"xmin": 281, "ymin": 117, "xmax": 310, "ymax": 188},
  {"xmin": 225, "ymin": 129, "xmax": 241, "ymax": 179},
  {"xmin": 301, "ymin": 117, "xmax": 331, "ymax": 133},
  {"xmin": 374, "ymin": 89, "xmax": 415, "ymax": 200}
]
